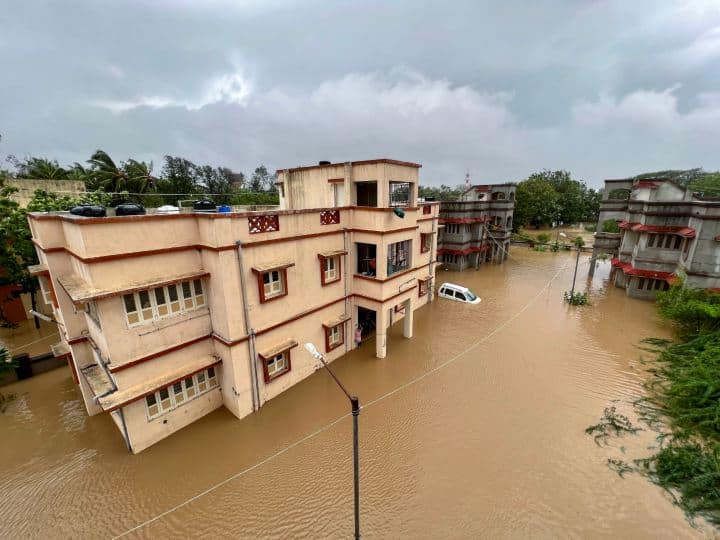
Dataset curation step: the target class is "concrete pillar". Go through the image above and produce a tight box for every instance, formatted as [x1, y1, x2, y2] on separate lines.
[403, 298, 413, 339]
[375, 307, 388, 359]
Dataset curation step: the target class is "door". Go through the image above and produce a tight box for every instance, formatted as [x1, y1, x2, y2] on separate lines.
[334, 183, 345, 206]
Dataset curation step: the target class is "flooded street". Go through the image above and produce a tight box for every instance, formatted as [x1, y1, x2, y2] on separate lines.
[0, 250, 710, 539]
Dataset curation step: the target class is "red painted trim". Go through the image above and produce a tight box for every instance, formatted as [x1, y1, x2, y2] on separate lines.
[258, 346, 295, 384]
[324, 323, 345, 353]
[318, 254, 342, 286]
[328, 178, 345, 183]
[67, 336, 88, 345]
[353, 264, 422, 283]
[211, 333, 249, 347]
[108, 334, 212, 373]
[67, 356, 79, 384]
[257, 268, 289, 304]
[350, 226, 419, 236]
[354, 285, 417, 304]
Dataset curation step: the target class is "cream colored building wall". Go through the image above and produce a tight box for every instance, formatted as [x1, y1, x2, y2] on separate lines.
[8, 179, 85, 207]
[122, 377, 224, 453]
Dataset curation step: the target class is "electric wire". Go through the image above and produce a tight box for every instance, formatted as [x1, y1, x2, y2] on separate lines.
[111, 259, 569, 539]
[6, 331, 59, 353]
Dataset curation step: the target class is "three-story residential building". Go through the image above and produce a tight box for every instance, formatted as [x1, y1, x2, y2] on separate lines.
[590, 177, 720, 299]
[28, 158, 439, 453]
[436, 182, 516, 271]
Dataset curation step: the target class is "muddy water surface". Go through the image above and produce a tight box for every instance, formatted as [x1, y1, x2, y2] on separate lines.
[0, 250, 711, 538]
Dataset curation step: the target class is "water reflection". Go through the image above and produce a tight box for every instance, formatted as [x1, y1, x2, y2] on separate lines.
[0, 250, 707, 538]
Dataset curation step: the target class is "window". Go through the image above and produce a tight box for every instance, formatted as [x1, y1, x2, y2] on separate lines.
[320, 255, 341, 286]
[387, 240, 411, 276]
[85, 301, 101, 328]
[324, 323, 345, 352]
[419, 279, 429, 297]
[123, 279, 207, 328]
[394, 303, 406, 314]
[422, 204, 431, 215]
[420, 233, 432, 253]
[264, 351, 290, 382]
[144, 366, 219, 420]
[38, 276, 54, 306]
[263, 270, 284, 300]
[454, 290, 467, 301]
[389, 182, 411, 207]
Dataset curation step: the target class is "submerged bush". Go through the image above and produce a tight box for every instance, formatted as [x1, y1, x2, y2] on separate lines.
[564, 291, 589, 305]
[536, 232, 550, 244]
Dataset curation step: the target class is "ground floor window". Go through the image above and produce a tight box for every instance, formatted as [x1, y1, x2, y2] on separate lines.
[145, 366, 218, 420]
[636, 277, 670, 292]
[264, 351, 290, 382]
[418, 278, 429, 297]
[324, 323, 345, 352]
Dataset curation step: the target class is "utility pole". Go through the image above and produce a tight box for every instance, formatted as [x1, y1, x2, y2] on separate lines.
[569, 245, 580, 299]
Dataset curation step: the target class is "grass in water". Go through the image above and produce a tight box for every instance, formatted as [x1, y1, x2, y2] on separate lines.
[587, 279, 720, 525]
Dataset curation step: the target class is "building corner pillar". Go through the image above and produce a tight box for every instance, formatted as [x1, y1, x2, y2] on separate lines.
[403, 298, 413, 339]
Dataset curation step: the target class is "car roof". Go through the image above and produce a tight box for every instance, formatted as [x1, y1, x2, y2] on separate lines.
[439, 282, 470, 292]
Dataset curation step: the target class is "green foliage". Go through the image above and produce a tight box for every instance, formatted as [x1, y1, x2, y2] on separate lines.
[589, 278, 720, 524]
[513, 170, 600, 229]
[551, 241, 560, 252]
[536, 232, 550, 244]
[656, 278, 720, 338]
[573, 236, 585, 248]
[533, 244, 547, 252]
[584, 224, 597, 232]
[511, 229, 534, 243]
[585, 406, 642, 445]
[230, 191, 280, 206]
[564, 291, 589, 305]
[602, 219, 620, 233]
[608, 188, 631, 200]
[418, 184, 463, 201]
[633, 168, 720, 197]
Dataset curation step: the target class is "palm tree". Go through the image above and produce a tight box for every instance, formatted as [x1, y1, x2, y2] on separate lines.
[17, 158, 67, 179]
[87, 150, 126, 192]
[66, 162, 89, 182]
[123, 159, 156, 193]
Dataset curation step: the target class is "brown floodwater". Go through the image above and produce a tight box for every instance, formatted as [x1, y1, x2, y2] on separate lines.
[0, 250, 713, 539]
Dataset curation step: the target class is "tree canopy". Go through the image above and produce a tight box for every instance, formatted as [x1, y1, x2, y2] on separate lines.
[513, 170, 600, 229]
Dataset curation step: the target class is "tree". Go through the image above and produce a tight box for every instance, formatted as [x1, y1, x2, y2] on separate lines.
[15, 157, 68, 179]
[513, 175, 559, 228]
[249, 165, 273, 192]
[86, 150, 126, 192]
[419, 184, 463, 201]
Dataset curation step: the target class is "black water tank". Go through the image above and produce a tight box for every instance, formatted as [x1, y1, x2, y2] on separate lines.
[424, 196, 436, 202]
[319, 160, 331, 165]
[115, 203, 146, 216]
[192, 199, 217, 212]
[70, 204, 106, 217]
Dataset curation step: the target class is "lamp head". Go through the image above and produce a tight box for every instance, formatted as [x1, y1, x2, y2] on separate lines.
[304, 342, 323, 360]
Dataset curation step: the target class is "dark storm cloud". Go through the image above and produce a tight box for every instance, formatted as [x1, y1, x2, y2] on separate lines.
[1, 0, 719, 187]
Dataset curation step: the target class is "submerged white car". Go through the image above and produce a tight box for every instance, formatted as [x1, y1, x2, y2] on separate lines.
[437, 283, 481, 304]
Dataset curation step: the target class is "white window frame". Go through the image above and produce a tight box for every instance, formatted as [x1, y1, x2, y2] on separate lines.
[328, 325, 342, 347]
[38, 276, 54, 306]
[266, 351, 289, 378]
[324, 256, 339, 282]
[145, 367, 219, 420]
[123, 279, 207, 328]
[263, 270, 284, 299]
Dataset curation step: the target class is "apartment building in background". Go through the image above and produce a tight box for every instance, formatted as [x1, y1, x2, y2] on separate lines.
[590, 177, 720, 299]
[436, 179, 516, 271]
[28, 159, 439, 453]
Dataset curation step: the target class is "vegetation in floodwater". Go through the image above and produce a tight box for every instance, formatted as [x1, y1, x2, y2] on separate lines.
[533, 244, 547, 252]
[0, 347, 17, 411]
[564, 291, 589, 306]
[551, 241, 560, 252]
[536, 232, 551, 244]
[588, 278, 720, 525]
[585, 406, 642, 445]
[607, 458, 635, 478]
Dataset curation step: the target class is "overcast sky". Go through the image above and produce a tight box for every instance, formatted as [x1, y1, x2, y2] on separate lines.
[2, 1, 720, 188]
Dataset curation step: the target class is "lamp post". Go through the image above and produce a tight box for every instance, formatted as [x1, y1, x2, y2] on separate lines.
[304, 343, 361, 540]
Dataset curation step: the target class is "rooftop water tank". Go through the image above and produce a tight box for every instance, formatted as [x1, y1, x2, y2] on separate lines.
[192, 199, 217, 213]
[69, 204, 106, 217]
[115, 203, 146, 216]
[156, 205, 180, 214]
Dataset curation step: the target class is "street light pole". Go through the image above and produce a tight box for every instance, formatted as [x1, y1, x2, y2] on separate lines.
[305, 343, 361, 539]
[570, 246, 580, 299]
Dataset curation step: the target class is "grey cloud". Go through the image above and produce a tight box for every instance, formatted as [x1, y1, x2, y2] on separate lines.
[1, 0, 720, 188]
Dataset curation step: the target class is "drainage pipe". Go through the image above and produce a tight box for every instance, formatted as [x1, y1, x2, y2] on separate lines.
[236, 240, 261, 411]
[343, 227, 350, 353]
